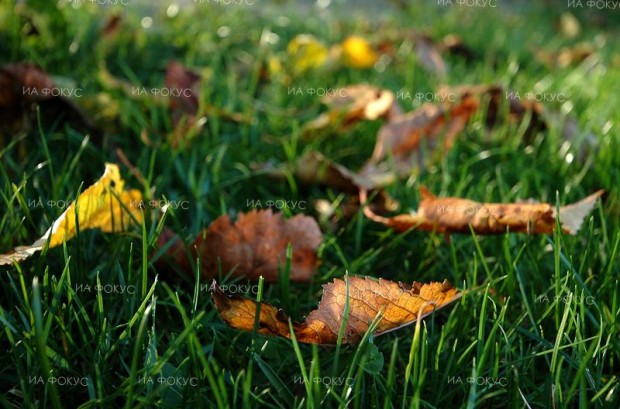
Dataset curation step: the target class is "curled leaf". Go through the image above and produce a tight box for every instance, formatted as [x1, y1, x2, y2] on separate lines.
[363, 187, 603, 235]
[212, 276, 459, 345]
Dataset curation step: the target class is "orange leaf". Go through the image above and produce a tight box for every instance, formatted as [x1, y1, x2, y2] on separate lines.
[363, 187, 604, 235]
[359, 95, 478, 178]
[212, 276, 460, 345]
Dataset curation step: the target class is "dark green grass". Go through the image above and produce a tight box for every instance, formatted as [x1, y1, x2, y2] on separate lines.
[1, 1, 619, 408]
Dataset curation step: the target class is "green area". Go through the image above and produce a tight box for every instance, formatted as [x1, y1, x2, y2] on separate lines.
[1, 1, 619, 408]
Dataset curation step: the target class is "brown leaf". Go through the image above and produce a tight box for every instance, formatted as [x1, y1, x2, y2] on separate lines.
[437, 84, 546, 136]
[360, 95, 479, 178]
[414, 33, 446, 78]
[102, 14, 122, 39]
[162, 60, 248, 146]
[363, 187, 604, 235]
[160, 210, 322, 282]
[0, 63, 100, 144]
[438, 34, 478, 63]
[165, 60, 201, 117]
[212, 276, 460, 345]
[356, 83, 552, 184]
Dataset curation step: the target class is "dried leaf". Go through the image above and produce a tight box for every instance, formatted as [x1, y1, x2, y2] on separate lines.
[414, 33, 446, 78]
[165, 60, 201, 117]
[0, 163, 143, 265]
[357, 83, 552, 182]
[287, 34, 329, 74]
[363, 187, 603, 235]
[436, 84, 546, 135]
[212, 276, 459, 345]
[360, 95, 479, 178]
[303, 84, 400, 135]
[162, 210, 322, 282]
[0, 63, 100, 143]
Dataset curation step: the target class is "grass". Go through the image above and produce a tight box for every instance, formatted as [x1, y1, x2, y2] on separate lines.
[1, 1, 619, 408]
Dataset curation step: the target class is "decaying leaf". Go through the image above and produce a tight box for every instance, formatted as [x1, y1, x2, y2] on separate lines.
[212, 276, 459, 345]
[363, 186, 603, 235]
[165, 60, 202, 117]
[160, 210, 322, 282]
[0, 163, 143, 265]
[303, 84, 401, 135]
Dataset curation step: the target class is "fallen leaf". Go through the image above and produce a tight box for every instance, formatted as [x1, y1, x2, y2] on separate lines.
[341, 35, 379, 69]
[0, 63, 100, 145]
[413, 33, 446, 78]
[359, 95, 479, 178]
[363, 186, 603, 235]
[534, 42, 595, 69]
[436, 84, 546, 136]
[0, 163, 143, 265]
[212, 276, 459, 345]
[349, 83, 553, 183]
[253, 151, 398, 212]
[165, 60, 202, 117]
[438, 34, 478, 63]
[161, 210, 322, 282]
[303, 84, 401, 135]
[559, 12, 580, 38]
[287, 34, 329, 74]
[102, 13, 122, 39]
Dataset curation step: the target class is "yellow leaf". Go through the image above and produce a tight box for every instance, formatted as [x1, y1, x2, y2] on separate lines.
[341, 36, 379, 69]
[0, 163, 142, 265]
[287, 34, 329, 74]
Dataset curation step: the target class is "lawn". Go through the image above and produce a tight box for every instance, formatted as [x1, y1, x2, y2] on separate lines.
[0, 1, 619, 408]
